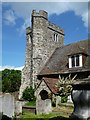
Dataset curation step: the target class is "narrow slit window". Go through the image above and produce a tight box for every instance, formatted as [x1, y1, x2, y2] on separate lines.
[54, 33, 58, 42]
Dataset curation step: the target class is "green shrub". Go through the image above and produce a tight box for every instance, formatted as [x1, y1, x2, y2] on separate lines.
[25, 101, 36, 106]
[61, 96, 68, 103]
[22, 86, 36, 102]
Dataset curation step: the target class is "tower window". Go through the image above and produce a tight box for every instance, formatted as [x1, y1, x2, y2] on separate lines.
[69, 54, 82, 68]
[54, 33, 58, 42]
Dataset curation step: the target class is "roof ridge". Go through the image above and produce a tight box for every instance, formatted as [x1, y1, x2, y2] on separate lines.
[65, 39, 89, 46]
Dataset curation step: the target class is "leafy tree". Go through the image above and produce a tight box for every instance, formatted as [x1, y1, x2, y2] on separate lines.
[22, 86, 36, 102]
[2, 69, 21, 93]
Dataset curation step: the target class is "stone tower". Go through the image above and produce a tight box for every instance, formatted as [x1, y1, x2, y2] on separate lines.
[19, 10, 64, 99]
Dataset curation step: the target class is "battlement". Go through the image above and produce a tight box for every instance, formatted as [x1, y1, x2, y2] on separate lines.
[32, 10, 64, 35]
[26, 27, 32, 35]
[48, 22, 64, 35]
[32, 10, 48, 20]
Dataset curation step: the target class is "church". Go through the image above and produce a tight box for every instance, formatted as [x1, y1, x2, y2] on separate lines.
[18, 10, 90, 118]
[19, 9, 90, 100]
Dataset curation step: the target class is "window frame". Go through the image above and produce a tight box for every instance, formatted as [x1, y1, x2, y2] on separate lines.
[69, 54, 82, 68]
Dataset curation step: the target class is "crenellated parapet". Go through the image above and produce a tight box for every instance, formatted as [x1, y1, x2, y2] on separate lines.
[32, 10, 48, 20]
[31, 10, 64, 35]
[48, 22, 64, 35]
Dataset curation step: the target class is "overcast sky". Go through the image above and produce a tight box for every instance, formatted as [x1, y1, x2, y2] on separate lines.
[1, 1, 90, 70]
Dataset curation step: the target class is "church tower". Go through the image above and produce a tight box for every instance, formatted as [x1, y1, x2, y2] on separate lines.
[19, 10, 64, 99]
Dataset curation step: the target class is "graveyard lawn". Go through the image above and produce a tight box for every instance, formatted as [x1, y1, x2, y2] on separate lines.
[25, 101, 36, 106]
[21, 102, 73, 119]
[53, 103, 74, 114]
[21, 113, 69, 119]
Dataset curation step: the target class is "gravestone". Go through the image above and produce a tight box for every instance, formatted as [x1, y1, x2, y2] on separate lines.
[67, 95, 72, 103]
[15, 101, 22, 115]
[36, 99, 52, 114]
[15, 100, 26, 115]
[56, 96, 61, 107]
[2, 93, 15, 118]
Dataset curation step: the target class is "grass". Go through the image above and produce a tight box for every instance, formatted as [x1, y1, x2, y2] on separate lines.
[21, 102, 73, 119]
[21, 103, 72, 119]
[25, 101, 36, 106]
[21, 112, 69, 119]
[53, 103, 74, 114]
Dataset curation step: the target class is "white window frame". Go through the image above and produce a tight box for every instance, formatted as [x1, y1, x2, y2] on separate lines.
[69, 54, 82, 68]
[79, 54, 82, 67]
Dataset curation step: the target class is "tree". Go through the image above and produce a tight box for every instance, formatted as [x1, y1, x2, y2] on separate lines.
[2, 69, 21, 93]
[56, 74, 77, 102]
[22, 86, 36, 102]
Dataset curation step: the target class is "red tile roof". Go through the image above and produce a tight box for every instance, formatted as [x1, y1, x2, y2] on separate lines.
[42, 77, 59, 94]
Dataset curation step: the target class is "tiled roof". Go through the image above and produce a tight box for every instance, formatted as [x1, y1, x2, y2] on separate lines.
[39, 39, 90, 75]
[43, 77, 59, 94]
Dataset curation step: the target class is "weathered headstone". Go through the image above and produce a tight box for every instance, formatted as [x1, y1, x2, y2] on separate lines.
[36, 99, 52, 114]
[2, 93, 15, 118]
[56, 96, 61, 107]
[15, 101, 22, 115]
